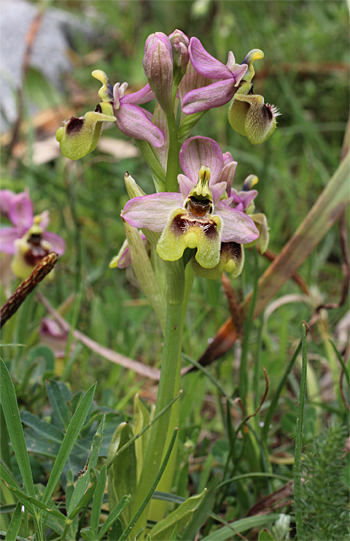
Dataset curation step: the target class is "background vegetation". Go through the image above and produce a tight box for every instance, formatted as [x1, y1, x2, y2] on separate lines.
[0, 1, 349, 539]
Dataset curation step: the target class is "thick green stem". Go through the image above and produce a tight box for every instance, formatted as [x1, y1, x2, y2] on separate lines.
[165, 112, 180, 192]
[130, 260, 185, 537]
[148, 263, 195, 521]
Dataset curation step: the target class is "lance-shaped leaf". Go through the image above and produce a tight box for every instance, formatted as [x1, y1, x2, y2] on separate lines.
[133, 394, 151, 482]
[148, 490, 207, 540]
[107, 422, 137, 529]
[123, 220, 166, 334]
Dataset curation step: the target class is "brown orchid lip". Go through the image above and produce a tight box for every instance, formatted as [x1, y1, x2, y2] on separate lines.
[171, 212, 218, 240]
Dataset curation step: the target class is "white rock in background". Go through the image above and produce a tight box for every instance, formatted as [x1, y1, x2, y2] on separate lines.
[0, 0, 93, 132]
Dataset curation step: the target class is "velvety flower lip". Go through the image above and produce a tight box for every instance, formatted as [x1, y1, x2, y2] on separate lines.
[0, 190, 65, 256]
[181, 38, 248, 114]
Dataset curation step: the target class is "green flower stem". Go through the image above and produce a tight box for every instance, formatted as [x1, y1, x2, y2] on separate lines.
[130, 260, 185, 537]
[165, 112, 180, 192]
[148, 262, 195, 522]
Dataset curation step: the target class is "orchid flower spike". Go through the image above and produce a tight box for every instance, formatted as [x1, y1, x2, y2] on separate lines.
[56, 70, 164, 160]
[0, 190, 65, 279]
[121, 136, 259, 273]
[228, 50, 280, 144]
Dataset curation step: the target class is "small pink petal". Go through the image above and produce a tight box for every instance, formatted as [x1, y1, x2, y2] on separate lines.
[122, 193, 182, 231]
[122, 83, 155, 105]
[178, 174, 195, 200]
[0, 227, 20, 254]
[219, 161, 237, 193]
[39, 210, 50, 230]
[180, 136, 223, 185]
[182, 78, 236, 114]
[8, 192, 33, 232]
[210, 181, 227, 205]
[0, 190, 16, 217]
[189, 37, 232, 80]
[216, 201, 259, 243]
[116, 103, 165, 148]
[42, 231, 66, 256]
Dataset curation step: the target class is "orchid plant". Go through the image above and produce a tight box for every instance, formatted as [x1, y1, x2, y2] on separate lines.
[56, 29, 278, 538]
[0, 189, 65, 281]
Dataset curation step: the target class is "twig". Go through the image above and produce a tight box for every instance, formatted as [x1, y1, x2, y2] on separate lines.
[0, 253, 58, 329]
[36, 291, 161, 381]
[258, 247, 310, 295]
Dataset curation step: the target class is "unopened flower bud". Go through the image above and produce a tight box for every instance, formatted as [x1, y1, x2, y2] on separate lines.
[169, 29, 189, 76]
[143, 32, 174, 114]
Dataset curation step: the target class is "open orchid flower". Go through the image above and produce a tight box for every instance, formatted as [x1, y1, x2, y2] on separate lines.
[228, 50, 280, 144]
[122, 136, 258, 270]
[56, 70, 164, 160]
[181, 37, 248, 114]
[0, 190, 65, 279]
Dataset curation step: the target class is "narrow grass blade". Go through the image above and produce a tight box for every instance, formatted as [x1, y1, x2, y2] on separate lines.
[262, 340, 302, 442]
[200, 514, 281, 541]
[329, 340, 350, 385]
[67, 414, 105, 517]
[218, 472, 291, 488]
[97, 494, 131, 540]
[2, 483, 65, 522]
[294, 323, 308, 540]
[181, 480, 219, 541]
[41, 383, 96, 506]
[91, 464, 107, 535]
[0, 359, 35, 497]
[0, 460, 20, 490]
[5, 502, 22, 541]
[119, 428, 178, 541]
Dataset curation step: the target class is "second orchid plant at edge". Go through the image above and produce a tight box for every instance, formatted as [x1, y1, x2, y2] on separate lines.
[56, 29, 278, 539]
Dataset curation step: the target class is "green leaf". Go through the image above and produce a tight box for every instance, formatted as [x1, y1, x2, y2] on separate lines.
[107, 422, 137, 528]
[80, 528, 96, 541]
[67, 414, 105, 517]
[119, 429, 178, 541]
[26, 345, 55, 372]
[41, 383, 96, 506]
[0, 359, 35, 497]
[200, 514, 281, 540]
[123, 221, 166, 334]
[258, 529, 275, 541]
[91, 464, 107, 535]
[133, 394, 150, 482]
[5, 502, 22, 541]
[148, 490, 206, 540]
[97, 495, 131, 540]
[46, 380, 71, 430]
[20, 411, 64, 444]
[69, 482, 96, 520]
[181, 479, 219, 541]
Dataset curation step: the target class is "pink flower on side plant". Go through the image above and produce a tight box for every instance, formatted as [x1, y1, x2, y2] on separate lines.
[122, 136, 259, 270]
[0, 190, 65, 279]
